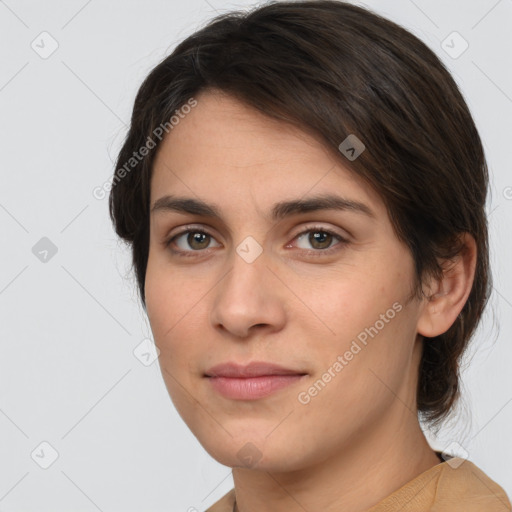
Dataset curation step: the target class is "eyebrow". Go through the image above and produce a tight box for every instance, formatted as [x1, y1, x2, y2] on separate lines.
[150, 193, 375, 221]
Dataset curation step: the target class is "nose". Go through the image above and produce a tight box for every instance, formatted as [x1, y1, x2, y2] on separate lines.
[210, 248, 287, 339]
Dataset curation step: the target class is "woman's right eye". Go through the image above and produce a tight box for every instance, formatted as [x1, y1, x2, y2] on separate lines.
[165, 229, 222, 255]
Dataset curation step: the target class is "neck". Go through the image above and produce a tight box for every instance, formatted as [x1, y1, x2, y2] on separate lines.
[231, 401, 440, 512]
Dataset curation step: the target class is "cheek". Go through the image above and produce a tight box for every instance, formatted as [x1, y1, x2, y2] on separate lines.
[293, 264, 416, 390]
[145, 264, 209, 406]
[294, 306, 416, 445]
[146, 254, 201, 330]
[291, 265, 403, 342]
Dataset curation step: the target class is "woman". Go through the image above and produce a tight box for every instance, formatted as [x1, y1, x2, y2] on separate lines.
[109, 1, 511, 510]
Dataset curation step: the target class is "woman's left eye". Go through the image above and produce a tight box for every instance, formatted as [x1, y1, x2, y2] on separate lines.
[289, 228, 347, 253]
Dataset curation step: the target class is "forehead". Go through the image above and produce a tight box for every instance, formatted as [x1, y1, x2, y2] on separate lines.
[150, 90, 384, 216]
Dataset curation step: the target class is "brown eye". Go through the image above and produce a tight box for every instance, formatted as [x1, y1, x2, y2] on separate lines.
[166, 228, 221, 254]
[289, 226, 349, 256]
[308, 231, 333, 250]
[295, 229, 339, 251]
[187, 232, 211, 250]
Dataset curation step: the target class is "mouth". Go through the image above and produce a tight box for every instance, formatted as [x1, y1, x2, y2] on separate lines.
[204, 361, 308, 400]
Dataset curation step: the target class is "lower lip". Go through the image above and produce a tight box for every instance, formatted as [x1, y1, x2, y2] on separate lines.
[206, 374, 306, 400]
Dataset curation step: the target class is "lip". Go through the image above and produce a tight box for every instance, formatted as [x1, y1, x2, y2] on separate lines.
[204, 361, 308, 400]
[204, 361, 307, 378]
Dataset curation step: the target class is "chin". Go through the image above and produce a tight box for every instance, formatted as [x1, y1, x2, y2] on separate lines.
[201, 433, 314, 474]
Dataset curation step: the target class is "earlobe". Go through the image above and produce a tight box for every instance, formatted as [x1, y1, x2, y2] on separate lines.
[417, 233, 477, 338]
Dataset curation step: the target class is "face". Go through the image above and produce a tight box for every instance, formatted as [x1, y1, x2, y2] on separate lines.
[145, 89, 425, 472]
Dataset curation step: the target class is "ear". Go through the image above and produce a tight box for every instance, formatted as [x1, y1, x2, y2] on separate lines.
[417, 233, 477, 338]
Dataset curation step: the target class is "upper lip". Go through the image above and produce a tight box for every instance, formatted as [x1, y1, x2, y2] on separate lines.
[204, 361, 307, 378]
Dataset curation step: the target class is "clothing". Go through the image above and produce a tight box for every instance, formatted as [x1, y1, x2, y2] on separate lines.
[205, 456, 511, 511]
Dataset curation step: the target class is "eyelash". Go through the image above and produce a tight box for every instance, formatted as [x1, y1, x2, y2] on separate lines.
[164, 225, 349, 258]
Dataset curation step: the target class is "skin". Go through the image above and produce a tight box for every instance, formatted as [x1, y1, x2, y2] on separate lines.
[145, 89, 477, 512]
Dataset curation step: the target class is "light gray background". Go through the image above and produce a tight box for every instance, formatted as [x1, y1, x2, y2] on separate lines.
[0, 0, 511, 510]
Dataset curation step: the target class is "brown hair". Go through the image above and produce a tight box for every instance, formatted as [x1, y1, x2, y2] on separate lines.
[109, 0, 491, 425]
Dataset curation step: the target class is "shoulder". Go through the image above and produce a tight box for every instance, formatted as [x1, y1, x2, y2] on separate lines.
[369, 458, 511, 512]
[432, 458, 511, 511]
